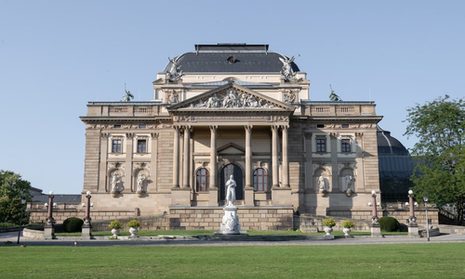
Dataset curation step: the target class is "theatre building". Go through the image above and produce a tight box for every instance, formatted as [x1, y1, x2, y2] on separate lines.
[80, 44, 382, 230]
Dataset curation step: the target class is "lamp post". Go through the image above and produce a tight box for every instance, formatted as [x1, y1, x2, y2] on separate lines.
[423, 196, 430, 242]
[16, 198, 27, 244]
[405, 190, 419, 237]
[44, 191, 56, 239]
[81, 191, 93, 239]
[368, 190, 381, 237]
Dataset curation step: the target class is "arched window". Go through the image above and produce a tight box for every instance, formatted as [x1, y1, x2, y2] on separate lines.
[196, 168, 209, 192]
[253, 168, 268, 192]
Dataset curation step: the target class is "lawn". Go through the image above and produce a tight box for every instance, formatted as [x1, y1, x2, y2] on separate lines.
[1, 243, 464, 279]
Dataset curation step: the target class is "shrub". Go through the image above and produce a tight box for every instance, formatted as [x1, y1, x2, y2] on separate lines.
[127, 219, 140, 228]
[108, 220, 122, 230]
[63, 217, 84, 232]
[322, 218, 336, 227]
[379, 216, 400, 232]
[341, 220, 354, 229]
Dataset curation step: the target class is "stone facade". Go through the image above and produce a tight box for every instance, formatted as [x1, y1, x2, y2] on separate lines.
[79, 44, 384, 227]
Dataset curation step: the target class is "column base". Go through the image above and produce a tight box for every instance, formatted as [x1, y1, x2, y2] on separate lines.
[43, 225, 55, 240]
[408, 224, 419, 237]
[244, 188, 254, 206]
[81, 225, 93, 240]
[272, 187, 292, 206]
[171, 188, 191, 206]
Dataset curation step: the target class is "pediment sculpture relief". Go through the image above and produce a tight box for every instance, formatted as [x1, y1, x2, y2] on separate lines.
[189, 88, 277, 109]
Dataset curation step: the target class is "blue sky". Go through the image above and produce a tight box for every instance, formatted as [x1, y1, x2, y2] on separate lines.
[1, 0, 464, 194]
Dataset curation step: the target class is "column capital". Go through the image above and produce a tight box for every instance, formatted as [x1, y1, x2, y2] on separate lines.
[280, 124, 289, 130]
[209, 125, 218, 131]
[244, 125, 253, 132]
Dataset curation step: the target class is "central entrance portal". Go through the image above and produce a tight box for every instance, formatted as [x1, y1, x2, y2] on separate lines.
[220, 163, 244, 202]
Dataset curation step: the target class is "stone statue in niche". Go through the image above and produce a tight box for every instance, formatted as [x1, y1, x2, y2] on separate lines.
[342, 175, 355, 197]
[317, 175, 329, 194]
[136, 173, 146, 194]
[110, 172, 124, 194]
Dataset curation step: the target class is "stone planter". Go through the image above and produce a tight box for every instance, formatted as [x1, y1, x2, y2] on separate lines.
[342, 227, 352, 238]
[111, 228, 120, 238]
[129, 227, 138, 238]
[323, 226, 334, 239]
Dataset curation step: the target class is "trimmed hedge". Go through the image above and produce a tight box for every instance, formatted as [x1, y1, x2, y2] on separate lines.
[63, 217, 84, 232]
[379, 216, 400, 232]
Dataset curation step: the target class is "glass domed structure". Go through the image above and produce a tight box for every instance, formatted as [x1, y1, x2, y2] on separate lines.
[377, 127, 414, 202]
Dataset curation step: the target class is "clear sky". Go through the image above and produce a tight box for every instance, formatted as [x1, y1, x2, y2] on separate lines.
[1, 0, 464, 194]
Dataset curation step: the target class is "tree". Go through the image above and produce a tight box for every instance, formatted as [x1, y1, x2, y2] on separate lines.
[404, 95, 465, 223]
[0, 170, 32, 225]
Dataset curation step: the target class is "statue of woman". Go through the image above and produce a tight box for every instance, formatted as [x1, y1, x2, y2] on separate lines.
[318, 175, 328, 193]
[137, 173, 146, 193]
[225, 175, 237, 206]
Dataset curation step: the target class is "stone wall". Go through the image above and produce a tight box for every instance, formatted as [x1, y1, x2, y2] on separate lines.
[29, 208, 137, 224]
[168, 206, 294, 230]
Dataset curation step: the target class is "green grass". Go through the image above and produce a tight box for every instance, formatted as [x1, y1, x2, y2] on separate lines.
[1, 243, 464, 278]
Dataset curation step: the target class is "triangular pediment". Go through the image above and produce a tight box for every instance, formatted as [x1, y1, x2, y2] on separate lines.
[217, 143, 245, 155]
[168, 82, 293, 111]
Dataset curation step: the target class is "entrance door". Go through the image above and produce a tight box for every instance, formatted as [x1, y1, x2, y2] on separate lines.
[220, 163, 244, 201]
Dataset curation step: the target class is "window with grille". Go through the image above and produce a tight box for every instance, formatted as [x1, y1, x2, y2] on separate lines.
[196, 168, 209, 192]
[253, 168, 268, 192]
[111, 138, 123, 153]
[316, 136, 327, 153]
[341, 138, 351, 153]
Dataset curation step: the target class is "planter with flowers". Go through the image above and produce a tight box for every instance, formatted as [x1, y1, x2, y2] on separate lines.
[127, 219, 141, 238]
[108, 220, 122, 239]
[321, 218, 336, 239]
[341, 220, 355, 238]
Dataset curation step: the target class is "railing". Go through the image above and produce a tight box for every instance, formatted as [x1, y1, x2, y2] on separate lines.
[304, 103, 375, 117]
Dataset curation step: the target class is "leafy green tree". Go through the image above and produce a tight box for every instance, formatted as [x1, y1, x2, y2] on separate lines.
[0, 170, 32, 224]
[405, 95, 465, 223]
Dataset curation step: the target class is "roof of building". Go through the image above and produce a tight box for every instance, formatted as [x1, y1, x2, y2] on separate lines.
[377, 126, 409, 156]
[164, 44, 300, 73]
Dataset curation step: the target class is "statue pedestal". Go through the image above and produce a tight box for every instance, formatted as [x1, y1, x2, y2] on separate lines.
[408, 224, 419, 237]
[43, 225, 55, 240]
[272, 187, 292, 206]
[81, 225, 93, 240]
[370, 223, 382, 237]
[219, 205, 241, 235]
[244, 188, 254, 206]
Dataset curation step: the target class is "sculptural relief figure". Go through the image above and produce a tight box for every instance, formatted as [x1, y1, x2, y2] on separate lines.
[136, 173, 146, 194]
[206, 95, 220, 108]
[110, 172, 124, 194]
[342, 175, 355, 196]
[225, 175, 237, 206]
[317, 175, 328, 193]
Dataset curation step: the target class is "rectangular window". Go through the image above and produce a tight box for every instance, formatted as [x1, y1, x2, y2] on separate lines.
[341, 138, 351, 153]
[137, 139, 147, 153]
[316, 136, 327, 153]
[111, 138, 123, 153]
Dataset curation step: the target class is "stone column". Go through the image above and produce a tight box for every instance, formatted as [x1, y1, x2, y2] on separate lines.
[271, 125, 279, 188]
[245, 125, 253, 189]
[209, 126, 217, 189]
[183, 126, 190, 189]
[281, 125, 290, 188]
[244, 125, 254, 205]
[172, 127, 180, 188]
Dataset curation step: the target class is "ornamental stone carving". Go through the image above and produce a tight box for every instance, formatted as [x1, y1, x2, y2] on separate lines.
[282, 89, 298, 104]
[164, 89, 180, 104]
[189, 88, 277, 109]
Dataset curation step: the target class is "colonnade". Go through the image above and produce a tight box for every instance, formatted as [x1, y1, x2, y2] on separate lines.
[172, 125, 290, 194]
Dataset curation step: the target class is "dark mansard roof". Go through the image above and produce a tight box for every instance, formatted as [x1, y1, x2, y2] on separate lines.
[164, 44, 300, 73]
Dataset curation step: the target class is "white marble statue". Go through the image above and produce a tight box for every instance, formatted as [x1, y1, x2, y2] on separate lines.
[279, 56, 296, 81]
[136, 173, 146, 193]
[225, 175, 236, 206]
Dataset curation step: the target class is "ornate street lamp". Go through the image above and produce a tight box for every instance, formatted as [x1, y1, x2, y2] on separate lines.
[368, 190, 381, 237]
[405, 190, 419, 237]
[81, 191, 93, 239]
[423, 196, 430, 242]
[44, 191, 56, 239]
